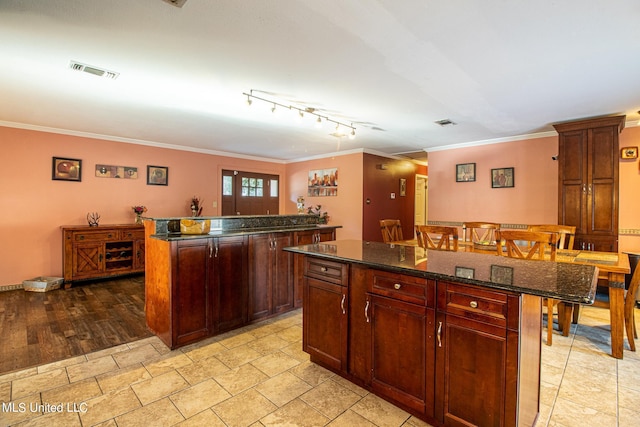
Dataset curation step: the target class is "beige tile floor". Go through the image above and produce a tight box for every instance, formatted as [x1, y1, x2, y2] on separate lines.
[0, 305, 638, 427]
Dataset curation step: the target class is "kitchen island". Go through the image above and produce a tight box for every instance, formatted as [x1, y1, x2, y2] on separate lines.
[143, 215, 339, 349]
[283, 240, 599, 427]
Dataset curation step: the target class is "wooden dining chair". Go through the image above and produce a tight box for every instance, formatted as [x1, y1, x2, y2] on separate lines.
[497, 229, 566, 345]
[415, 225, 459, 251]
[462, 222, 501, 254]
[380, 219, 403, 243]
[527, 224, 576, 250]
[625, 263, 640, 351]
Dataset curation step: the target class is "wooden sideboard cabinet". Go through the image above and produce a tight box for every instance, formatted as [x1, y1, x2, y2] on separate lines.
[62, 224, 145, 285]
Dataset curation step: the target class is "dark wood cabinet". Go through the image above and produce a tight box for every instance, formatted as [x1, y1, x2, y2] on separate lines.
[293, 228, 337, 307]
[435, 281, 541, 427]
[249, 232, 294, 321]
[62, 225, 145, 285]
[172, 239, 213, 347]
[214, 236, 249, 333]
[554, 115, 625, 252]
[367, 270, 435, 418]
[303, 257, 349, 372]
[300, 254, 543, 427]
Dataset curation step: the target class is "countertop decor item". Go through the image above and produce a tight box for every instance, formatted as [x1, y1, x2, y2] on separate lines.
[307, 205, 329, 223]
[180, 218, 211, 234]
[132, 205, 147, 224]
[190, 196, 203, 216]
[87, 212, 100, 227]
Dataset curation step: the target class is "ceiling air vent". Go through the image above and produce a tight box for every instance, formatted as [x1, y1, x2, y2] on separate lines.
[69, 61, 119, 80]
[435, 119, 456, 126]
[161, 0, 188, 7]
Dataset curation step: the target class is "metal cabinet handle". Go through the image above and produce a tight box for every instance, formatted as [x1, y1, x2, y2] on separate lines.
[583, 184, 587, 194]
[364, 300, 370, 323]
[214, 245, 219, 258]
[394, 283, 401, 290]
[437, 321, 442, 347]
[470, 301, 478, 309]
[341, 294, 346, 314]
[320, 266, 327, 272]
[588, 184, 592, 195]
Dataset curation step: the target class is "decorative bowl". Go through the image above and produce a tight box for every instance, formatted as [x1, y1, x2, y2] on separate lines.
[180, 219, 211, 235]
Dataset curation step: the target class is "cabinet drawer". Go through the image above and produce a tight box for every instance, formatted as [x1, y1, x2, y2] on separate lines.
[370, 270, 433, 306]
[438, 281, 509, 327]
[304, 257, 348, 285]
[121, 229, 145, 240]
[71, 231, 119, 242]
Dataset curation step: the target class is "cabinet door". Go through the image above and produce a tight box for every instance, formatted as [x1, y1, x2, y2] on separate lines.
[214, 236, 248, 333]
[303, 276, 347, 371]
[370, 294, 433, 417]
[272, 232, 294, 313]
[435, 312, 509, 427]
[172, 239, 212, 346]
[293, 229, 336, 308]
[72, 242, 105, 279]
[134, 239, 145, 271]
[558, 129, 588, 234]
[249, 234, 272, 321]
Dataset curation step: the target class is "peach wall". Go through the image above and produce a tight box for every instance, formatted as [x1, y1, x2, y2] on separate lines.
[0, 126, 286, 287]
[428, 136, 559, 225]
[285, 152, 363, 240]
[619, 126, 640, 253]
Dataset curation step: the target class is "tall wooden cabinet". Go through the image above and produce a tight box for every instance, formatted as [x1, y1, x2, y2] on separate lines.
[62, 224, 145, 285]
[554, 115, 625, 252]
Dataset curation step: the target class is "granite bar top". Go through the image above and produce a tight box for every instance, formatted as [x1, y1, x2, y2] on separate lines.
[283, 240, 599, 304]
[150, 224, 340, 241]
[145, 214, 340, 241]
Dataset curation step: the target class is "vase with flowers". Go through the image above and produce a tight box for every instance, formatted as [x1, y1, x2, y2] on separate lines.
[190, 196, 203, 217]
[132, 205, 147, 224]
[307, 205, 329, 224]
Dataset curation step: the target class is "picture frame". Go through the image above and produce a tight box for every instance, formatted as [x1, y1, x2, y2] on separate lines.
[621, 146, 638, 159]
[308, 168, 338, 196]
[95, 164, 138, 179]
[399, 178, 407, 196]
[147, 165, 169, 186]
[52, 157, 82, 182]
[491, 167, 514, 188]
[456, 163, 476, 182]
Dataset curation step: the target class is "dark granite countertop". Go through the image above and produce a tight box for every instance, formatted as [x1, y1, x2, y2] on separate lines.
[150, 224, 340, 241]
[283, 240, 599, 304]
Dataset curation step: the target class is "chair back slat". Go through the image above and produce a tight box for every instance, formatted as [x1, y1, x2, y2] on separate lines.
[462, 222, 500, 244]
[415, 225, 459, 251]
[497, 230, 557, 261]
[380, 219, 403, 243]
[527, 224, 576, 250]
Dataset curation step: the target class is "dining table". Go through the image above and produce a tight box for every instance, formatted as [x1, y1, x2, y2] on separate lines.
[389, 238, 631, 359]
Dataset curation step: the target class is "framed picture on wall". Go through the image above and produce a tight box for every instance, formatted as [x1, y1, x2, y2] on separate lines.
[456, 163, 476, 182]
[491, 167, 514, 188]
[52, 157, 82, 182]
[147, 165, 169, 186]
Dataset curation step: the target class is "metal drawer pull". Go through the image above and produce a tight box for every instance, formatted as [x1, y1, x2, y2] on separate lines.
[365, 300, 370, 323]
[320, 266, 327, 272]
[393, 283, 401, 290]
[341, 294, 346, 314]
[437, 321, 442, 347]
[469, 301, 478, 309]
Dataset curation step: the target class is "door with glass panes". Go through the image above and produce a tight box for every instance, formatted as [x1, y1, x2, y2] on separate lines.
[222, 170, 279, 215]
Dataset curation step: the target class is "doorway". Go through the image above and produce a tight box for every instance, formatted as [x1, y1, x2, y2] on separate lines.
[222, 169, 280, 215]
[415, 175, 428, 228]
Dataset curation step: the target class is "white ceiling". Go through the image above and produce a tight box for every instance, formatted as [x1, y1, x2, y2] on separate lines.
[1, 0, 639, 162]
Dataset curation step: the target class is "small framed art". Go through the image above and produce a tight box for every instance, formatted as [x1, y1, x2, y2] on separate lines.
[621, 146, 638, 159]
[491, 167, 514, 188]
[147, 165, 169, 186]
[52, 157, 82, 182]
[455, 266, 475, 279]
[456, 163, 476, 182]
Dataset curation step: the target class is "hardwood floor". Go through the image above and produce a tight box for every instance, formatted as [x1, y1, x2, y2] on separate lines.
[0, 275, 150, 374]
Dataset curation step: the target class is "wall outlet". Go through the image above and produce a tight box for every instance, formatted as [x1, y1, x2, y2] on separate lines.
[212, 200, 217, 208]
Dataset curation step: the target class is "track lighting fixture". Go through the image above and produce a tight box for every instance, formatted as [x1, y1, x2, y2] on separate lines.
[243, 90, 356, 138]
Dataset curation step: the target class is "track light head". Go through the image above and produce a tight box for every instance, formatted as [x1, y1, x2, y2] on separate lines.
[315, 116, 322, 128]
[349, 128, 356, 140]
